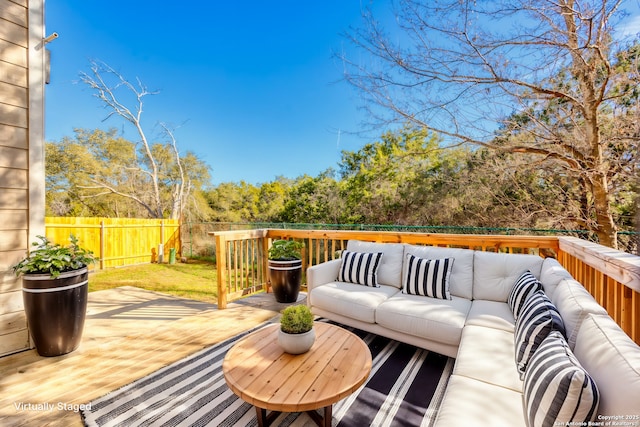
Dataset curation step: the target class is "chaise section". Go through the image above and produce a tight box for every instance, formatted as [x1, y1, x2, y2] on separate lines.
[435, 374, 525, 427]
[454, 324, 522, 392]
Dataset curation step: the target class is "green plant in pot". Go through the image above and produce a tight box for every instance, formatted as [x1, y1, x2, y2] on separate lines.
[13, 234, 96, 357]
[268, 239, 304, 303]
[278, 305, 315, 354]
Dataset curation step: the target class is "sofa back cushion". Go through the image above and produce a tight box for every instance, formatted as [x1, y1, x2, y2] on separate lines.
[404, 245, 474, 299]
[572, 314, 640, 417]
[550, 279, 608, 349]
[539, 257, 574, 298]
[473, 251, 543, 301]
[346, 240, 404, 288]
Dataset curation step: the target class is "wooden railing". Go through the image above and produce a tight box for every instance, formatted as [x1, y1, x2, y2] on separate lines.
[210, 229, 640, 345]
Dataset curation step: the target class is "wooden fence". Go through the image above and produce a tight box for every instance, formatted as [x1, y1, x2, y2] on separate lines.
[45, 217, 181, 269]
[210, 229, 640, 345]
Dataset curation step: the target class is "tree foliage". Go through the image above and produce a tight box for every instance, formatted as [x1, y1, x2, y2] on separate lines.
[340, 0, 639, 248]
[45, 128, 212, 219]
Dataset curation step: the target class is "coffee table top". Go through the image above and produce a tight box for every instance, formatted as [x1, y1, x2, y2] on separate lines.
[222, 321, 372, 413]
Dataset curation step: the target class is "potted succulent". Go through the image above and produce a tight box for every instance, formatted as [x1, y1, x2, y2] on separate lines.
[278, 304, 315, 354]
[13, 234, 96, 357]
[268, 239, 304, 303]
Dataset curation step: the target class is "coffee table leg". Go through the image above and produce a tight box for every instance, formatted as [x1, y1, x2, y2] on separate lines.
[256, 407, 267, 427]
[306, 405, 333, 427]
[255, 406, 281, 427]
[323, 405, 332, 427]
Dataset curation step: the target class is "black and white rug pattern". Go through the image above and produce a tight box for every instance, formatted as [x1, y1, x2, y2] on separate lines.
[82, 320, 454, 427]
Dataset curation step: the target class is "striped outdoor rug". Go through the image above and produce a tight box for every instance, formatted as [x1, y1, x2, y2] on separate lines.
[82, 320, 454, 427]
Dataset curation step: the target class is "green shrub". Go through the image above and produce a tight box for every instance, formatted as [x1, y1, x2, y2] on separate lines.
[268, 239, 304, 260]
[280, 305, 314, 334]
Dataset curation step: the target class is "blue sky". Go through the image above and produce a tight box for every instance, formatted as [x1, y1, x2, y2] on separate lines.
[44, 1, 382, 185]
[44, 1, 640, 186]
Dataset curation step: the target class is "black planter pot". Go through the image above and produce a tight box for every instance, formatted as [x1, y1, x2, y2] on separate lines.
[22, 267, 89, 357]
[268, 259, 302, 303]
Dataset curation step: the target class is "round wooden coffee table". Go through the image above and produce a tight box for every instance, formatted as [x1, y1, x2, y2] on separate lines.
[223, 321, 372, 427]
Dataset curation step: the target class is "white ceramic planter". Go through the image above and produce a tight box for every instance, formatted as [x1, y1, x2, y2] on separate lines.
[278, 327, 316, 354]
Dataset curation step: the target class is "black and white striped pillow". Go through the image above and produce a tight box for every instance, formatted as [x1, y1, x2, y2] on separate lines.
[508, 270, 543, 320]
[523, 331, 599, 427]
[515, 290, 566, 379]
[403, 254, 454, 300]
[338, 251, 383, 287]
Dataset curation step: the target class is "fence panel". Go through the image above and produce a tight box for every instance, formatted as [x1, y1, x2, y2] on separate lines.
[45, 217, 180, 269]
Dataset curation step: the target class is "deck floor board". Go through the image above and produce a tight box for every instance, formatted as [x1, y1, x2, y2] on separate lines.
[0, 286, 288, 427]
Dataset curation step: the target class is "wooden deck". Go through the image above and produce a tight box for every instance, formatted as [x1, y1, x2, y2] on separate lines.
[0, 286, 293, 427]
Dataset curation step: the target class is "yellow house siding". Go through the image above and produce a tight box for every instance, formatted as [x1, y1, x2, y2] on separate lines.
[0, 0, 43, 357]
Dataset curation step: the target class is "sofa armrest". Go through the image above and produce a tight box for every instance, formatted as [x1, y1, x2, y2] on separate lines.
[307, 259, 342, 293]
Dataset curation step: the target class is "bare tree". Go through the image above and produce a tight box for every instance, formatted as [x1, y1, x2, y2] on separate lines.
[80, 60, 189, 219]
[342, 0, 639, 248]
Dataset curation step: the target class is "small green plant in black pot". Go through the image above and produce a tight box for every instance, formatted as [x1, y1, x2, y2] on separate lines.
[268, 240, 305, 303]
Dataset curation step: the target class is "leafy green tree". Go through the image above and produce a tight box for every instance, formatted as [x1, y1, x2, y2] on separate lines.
[45, 128, 212, 219]
[278, 171, 343, 224]
[339, 125, 468, 225]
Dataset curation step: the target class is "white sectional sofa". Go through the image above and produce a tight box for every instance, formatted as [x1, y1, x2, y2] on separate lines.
[307, 240, 640, 427]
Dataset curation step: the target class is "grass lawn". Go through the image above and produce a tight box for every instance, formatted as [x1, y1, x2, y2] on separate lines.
[88, 259, 219, 304]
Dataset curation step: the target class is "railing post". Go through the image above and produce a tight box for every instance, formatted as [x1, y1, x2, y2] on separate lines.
[216, 234, 228, 309]
[263, 235, 270, 293]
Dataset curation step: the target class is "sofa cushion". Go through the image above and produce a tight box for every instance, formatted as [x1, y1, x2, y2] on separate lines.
[404, 245, 474, 299]
[473, 251, 543, 302]
[310, 282, 399, 324]
[550, 279, 608, 349]
[376, 293, 471, 346]
[508, 270, 543, 320]
[572, 314, 640, 417]
[435, 374, 526, 427]
[465, 300, 515, 332]
[523, 331, 599, 427]
[403, 254, 454, 299]
[455, 325, 523, 392]
[515, 291, 566, 379]
[338, 250, 383, 287]
[540, 257, 574, 298]
[347, 240, 405, 288]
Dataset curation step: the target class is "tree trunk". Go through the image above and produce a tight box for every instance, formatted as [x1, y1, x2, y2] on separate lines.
[591, 172, 618, 249]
